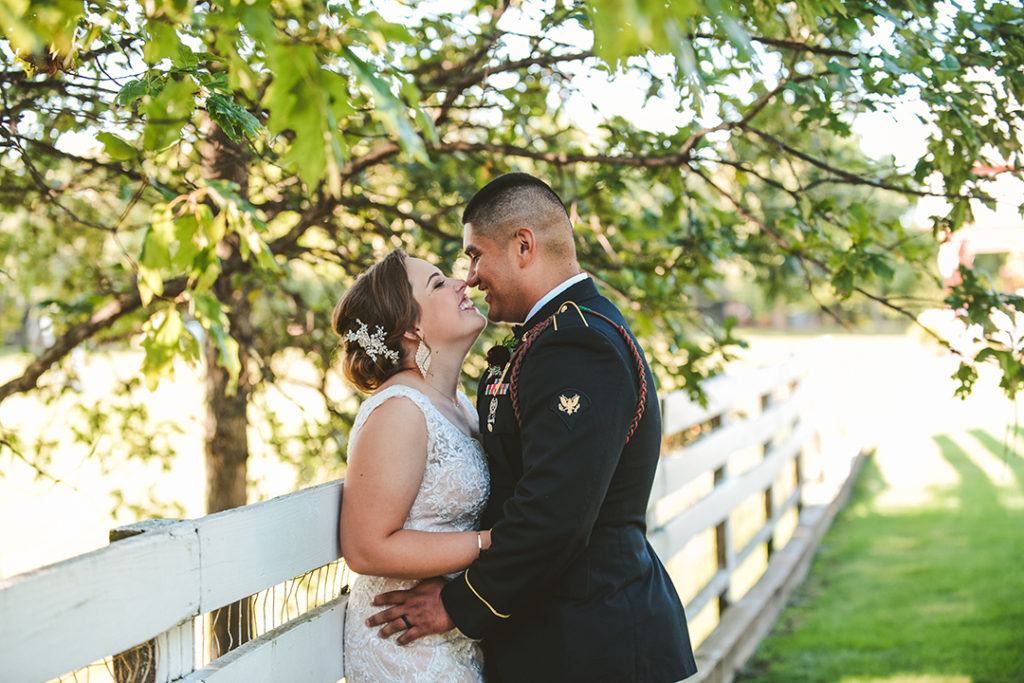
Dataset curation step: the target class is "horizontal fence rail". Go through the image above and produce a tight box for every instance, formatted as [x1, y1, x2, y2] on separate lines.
[0, 337, 860, 683]
[0, 481, 346, 683]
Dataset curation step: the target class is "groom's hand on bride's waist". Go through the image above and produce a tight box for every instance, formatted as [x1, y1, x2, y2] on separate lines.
[368, 576, 455, 645]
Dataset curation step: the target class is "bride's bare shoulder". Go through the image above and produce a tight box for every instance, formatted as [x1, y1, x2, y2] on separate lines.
[351, 384, 427, 453]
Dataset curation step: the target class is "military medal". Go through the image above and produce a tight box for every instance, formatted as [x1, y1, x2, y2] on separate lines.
[487, 397, 498, 432]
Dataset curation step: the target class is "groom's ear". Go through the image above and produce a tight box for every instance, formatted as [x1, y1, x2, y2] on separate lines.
[512, 227, 536, 266]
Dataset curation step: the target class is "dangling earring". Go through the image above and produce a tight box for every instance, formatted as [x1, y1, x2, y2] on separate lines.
[415, 340, 431, 378]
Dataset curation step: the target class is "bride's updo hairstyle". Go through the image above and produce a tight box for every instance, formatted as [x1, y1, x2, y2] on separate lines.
[331, 249, 420, 392]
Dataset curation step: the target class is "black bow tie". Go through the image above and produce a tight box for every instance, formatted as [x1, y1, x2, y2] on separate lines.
[511, 324, 526, 341]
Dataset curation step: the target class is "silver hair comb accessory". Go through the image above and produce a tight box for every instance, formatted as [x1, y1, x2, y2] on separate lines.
[344, 319, 400, 365]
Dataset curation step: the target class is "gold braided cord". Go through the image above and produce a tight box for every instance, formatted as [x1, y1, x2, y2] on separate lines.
[464, 569, 511, 618]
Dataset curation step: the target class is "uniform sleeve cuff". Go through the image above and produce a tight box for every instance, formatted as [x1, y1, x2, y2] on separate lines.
[440, 571, 504, 640]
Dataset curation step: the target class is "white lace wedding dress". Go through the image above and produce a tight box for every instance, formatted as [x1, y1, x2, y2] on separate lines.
[343, 385, 490, 683]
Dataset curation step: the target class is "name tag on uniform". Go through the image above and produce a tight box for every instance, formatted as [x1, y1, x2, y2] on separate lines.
[484, 382, 510, 396]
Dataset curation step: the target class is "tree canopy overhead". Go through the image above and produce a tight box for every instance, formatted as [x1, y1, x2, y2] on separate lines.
[2, 0, 1024, 518]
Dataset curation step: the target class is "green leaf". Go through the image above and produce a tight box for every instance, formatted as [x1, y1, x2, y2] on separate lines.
[97, 132, 138, 161]
[0, 2, 42, 54]
[939, 54, 960, 71]
[170, 214, 201, 270]
[826, 60, 854, 84]
[139, 306, 184, 390]
[262, 44, 354, 193]
[149, 180, 179, 201]
[206, 92, 263, 142]
[866, 252, 895, 281]
[138, 223, 170, 306]
[341, 46, 426, 162]
[143, 19, 180, 64]
[142, 73, 198, 150]
[116, 79, 148, 106]
[974, 348, 997, 363]
[192, 294, 241, 390]
[952, 362, 978, 400]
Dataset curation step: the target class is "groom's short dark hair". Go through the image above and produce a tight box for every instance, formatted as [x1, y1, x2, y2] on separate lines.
[462, 172, 571, 244]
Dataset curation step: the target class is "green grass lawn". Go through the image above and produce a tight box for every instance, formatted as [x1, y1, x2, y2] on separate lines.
[737, 429, 1024, 683]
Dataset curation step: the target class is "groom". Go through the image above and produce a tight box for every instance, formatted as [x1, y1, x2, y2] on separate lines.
[368, 173, 697, 682]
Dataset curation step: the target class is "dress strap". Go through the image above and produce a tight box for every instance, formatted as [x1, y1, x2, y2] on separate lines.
[350, 384, 437, 442]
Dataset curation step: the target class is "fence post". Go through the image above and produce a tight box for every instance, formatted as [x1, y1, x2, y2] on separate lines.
[108, 520, 195, 683]
[711, 414, 736, 614]
[760, 390, 778, 559]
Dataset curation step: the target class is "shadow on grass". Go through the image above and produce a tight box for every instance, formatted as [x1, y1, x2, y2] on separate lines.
[736, 433, 1024, 683]
[970, 427, 1024, 492]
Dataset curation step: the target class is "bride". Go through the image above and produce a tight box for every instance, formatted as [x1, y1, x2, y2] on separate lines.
[332, 249, 491, 682]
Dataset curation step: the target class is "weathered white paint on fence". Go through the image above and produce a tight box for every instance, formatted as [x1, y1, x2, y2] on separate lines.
[0, 524, 200, 683]
[0, 481, 344, 683]
[178, 595, 346, 683]
[155, 620, 199, 681]
[196, 480, 342, 613]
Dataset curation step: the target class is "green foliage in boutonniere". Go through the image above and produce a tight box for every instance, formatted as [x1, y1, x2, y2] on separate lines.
[485, 334, 520, 376]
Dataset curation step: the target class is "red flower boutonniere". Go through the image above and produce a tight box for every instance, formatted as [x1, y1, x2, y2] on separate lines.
[485, 334, 519, 375]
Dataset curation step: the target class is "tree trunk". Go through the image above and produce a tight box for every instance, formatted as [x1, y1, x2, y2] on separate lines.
[204, 282, 251, 516]
[200, 118, 256, 659]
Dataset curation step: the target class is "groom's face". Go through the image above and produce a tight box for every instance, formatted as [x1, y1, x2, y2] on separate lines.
[463, 224, 528, 323]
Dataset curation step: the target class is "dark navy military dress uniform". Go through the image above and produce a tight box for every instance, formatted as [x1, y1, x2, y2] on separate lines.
[440, 278, 698, 683]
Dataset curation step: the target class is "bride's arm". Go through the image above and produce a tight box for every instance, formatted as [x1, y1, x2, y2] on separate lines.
[340, 395, 490, 579]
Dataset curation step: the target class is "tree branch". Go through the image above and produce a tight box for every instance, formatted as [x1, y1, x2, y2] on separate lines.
[338, 195, 461, 242]
[698, 156, 794, 195]
[270, 142, 403, 254]
[419, 2, 510, 127]
[427, 24, 592, 126]
[433, 140, 698, 168]
[693, 166, 955, 349]
[10, 133, 147, 183]
[444, 49, 593, 93]
[434, 71, 808, 169]
[676, 73, 811, 163]
[2, 133, 120, 233]
[0, 278, 187, 403]
[741, 124, 975, 201]
[694, 167, 797, 254]
[690, 31, 858, 59]
[0, 36, 140, 84]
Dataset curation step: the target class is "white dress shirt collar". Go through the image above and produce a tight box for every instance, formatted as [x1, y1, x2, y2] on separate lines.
[524, 272, 590, 324]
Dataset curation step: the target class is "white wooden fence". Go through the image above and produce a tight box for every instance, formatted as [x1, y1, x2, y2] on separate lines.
[647, 338, 862, 681]
[0, 339, 860, 683]
[0, 482, 348, 683]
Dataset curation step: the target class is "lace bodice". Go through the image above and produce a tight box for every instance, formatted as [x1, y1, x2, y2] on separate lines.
[343, 384, 490, 683]
[348, 384, 489, 535]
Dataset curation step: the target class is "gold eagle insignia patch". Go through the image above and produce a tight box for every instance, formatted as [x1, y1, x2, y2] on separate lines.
[558, 393, 581, 415]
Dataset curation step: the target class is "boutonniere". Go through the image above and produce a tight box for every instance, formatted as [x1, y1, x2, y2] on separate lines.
[485, 334, 519, 376]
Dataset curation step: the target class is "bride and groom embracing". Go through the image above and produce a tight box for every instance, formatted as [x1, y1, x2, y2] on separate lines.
[333, 173, 698, 682]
